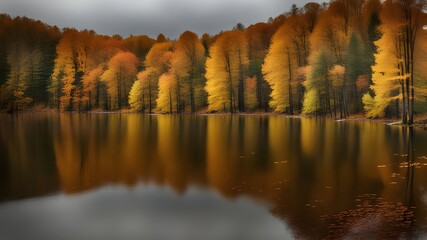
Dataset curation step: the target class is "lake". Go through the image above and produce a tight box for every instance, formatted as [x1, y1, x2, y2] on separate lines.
[1, 113, 427, 239]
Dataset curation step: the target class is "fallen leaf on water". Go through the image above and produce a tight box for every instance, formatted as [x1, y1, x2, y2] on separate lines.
[377, 165, 387, 168]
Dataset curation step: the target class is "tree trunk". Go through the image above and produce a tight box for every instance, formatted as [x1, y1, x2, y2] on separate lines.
[287, 52, 293, 115]
[401, 82, 407, 124]
[189, 77, 195, 113]
[169, 88, 172, 113]
[225, 54, 234, 113]
[148, 77, 152, 114]
[238, 51, 245, 113]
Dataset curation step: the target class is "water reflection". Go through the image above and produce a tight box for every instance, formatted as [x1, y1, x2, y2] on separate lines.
[0, 186, 294, 240]
[0, 113, 427, 239]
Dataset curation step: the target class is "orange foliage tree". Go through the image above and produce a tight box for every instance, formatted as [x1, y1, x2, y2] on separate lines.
[101, 51, 138, 110]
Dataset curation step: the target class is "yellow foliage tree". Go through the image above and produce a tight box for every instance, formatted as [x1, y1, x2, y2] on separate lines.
[362, 11, 403, 118]
[156, 73, 178, 113]
[129, 79, 144, 112]
[262, 18, 300, 113]
[138, 42, 173, 113]
[205, 31, 249, 112]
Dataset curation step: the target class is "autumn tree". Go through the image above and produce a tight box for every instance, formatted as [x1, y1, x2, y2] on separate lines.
[157, 34, 167, 43]
[48, 29, 94, 111]
[79, 34, 126, 111]
[363, 0, 426, 122]
[310, 10, 348, 64]
[363, 3, 406, 118]
[156, 73, 178, 113]
[344, 32, 370, 113]
[329, 64, 346, 117]
[233, 23, 246, 31]
[303, 50, 334, 116]
[101, 51, 138, 110]
[303, 2, 323, 33]
[246, 22, 276, 110]
[82, 66, 104, 110]
[129, 78, 144, 112]
[123, 35, 156, 61]
[201, 33, 213, 55]
[0, 14, 59, 109]
[1, 0, 426, 117]
[304, 6, 349, 117]
[138, 42, 174, 113]
[329, 0, 364, 36]
[244, 76, 258, 111]
[171, 31, 206, 113]
[413, 15, 427, 112]
[4, 42, 33, 111]
[394, 0, 427, 124]
[205, 31, 249, 112]
[262, 14, 311, 113]
[364, 0, 382, 84]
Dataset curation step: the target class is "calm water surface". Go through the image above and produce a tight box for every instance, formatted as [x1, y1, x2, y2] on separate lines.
[1, 113, 427, 239]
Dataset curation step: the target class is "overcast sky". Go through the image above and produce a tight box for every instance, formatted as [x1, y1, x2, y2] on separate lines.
[0, 0, 320, 39]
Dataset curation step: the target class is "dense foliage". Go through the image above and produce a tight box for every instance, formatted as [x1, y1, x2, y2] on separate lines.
[0, 0, 426, 123]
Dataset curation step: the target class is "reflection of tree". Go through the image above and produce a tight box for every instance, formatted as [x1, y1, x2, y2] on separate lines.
[53, 114, 161, 192]
[2, 114, 427, 239]
[404, 126, 416, 237]
[0, 114, 58, 201]
[156, 115, 207, 193]
[404, 127, 415, 206]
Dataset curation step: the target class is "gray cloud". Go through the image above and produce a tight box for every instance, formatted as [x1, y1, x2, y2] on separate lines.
[0, 0, 320, 38]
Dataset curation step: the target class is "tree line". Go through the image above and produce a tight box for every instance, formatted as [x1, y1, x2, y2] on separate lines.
[0, 0, 426, 124]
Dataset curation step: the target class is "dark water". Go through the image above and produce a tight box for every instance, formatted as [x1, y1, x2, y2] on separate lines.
[1, 113, 427, 240]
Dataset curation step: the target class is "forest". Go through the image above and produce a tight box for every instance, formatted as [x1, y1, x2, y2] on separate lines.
[0, 0, 426, 124]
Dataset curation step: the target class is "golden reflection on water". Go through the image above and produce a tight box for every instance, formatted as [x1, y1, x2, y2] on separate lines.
[1, 113, 427, 238]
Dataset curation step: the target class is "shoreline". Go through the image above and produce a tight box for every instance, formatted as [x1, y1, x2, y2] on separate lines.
[2, 109, 426, 127]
